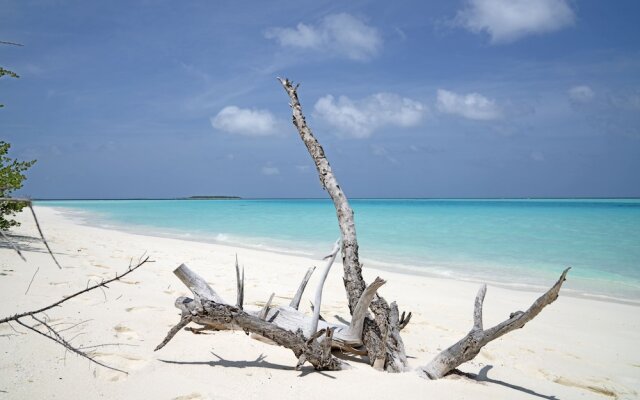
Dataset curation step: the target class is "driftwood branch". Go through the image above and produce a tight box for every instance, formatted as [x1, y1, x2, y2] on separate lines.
[310, 239, 340, 335]
[235, 255, 244, 309]
[278, 77, 409, 372]
[290, 266, 316, 310]
[419, 268, 570, 379]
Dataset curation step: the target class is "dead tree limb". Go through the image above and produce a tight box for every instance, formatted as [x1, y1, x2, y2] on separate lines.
[278, 78, 409, 372]
[419, 268, 570, 379]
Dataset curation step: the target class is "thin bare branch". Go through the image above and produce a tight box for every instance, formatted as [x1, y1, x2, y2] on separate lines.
[24, 266, 39, 295]
[0, 40, 23, 46]
[18, 317, 127, 374]
[0, 256, 152, 325]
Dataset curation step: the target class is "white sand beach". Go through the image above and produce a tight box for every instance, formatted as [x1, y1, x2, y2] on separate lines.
[0, 206, 638, 399]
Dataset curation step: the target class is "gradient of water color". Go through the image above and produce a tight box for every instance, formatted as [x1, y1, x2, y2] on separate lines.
[41, 199, 640, 302]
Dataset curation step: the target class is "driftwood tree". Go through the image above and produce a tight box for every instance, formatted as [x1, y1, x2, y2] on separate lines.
[156, 79, 570, 377]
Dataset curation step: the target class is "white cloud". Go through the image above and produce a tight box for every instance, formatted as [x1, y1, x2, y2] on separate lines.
[265, 13, 382, 61]
[314, 93, 426, 138]
[211, 106, 278, 136]
[261, 166, 280, 176]
[436, 89, 502, 120]
[568, 85, 595, 103]
[455, 0, 575, 44]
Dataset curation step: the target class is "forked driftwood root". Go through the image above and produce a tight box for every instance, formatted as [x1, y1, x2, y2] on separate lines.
[419, 268, 571, 379]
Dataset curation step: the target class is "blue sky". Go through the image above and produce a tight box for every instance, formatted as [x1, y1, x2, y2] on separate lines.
[2, 0, 639, 198]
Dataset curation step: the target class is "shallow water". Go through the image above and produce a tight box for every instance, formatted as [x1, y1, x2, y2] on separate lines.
[41, 198, 640, 302]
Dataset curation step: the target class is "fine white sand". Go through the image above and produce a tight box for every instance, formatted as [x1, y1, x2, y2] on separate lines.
[1, 206, 638, 399]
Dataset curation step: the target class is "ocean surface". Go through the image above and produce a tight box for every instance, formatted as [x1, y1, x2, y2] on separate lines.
[40, 199, 640, 303]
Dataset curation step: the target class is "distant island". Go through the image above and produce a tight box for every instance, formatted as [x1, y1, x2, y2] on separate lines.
[184, 196, 241, 200]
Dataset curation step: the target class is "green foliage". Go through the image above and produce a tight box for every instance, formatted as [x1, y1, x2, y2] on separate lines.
[0, 67, 19, 108]
[0, 141, 36, 230]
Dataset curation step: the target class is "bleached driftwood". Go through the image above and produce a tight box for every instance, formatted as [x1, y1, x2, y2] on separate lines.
[419, 268, 571, 379]
[164, 255, 388, 352]
[278, 78, 409, 372]
[157, 78, 570, 377]
[157, 262, 346, 370]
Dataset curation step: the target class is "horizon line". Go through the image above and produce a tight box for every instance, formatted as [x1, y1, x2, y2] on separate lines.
[30, 196, 640, 201]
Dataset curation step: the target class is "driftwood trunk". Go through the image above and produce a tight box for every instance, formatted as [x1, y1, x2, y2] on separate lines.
[278, 78, 409, 372]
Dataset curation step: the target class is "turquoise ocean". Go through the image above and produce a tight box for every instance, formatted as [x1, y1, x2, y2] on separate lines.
[41, 199, 640, 303]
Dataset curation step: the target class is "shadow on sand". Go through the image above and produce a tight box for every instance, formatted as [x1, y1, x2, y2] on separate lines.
[456, 365, 559, 400]
[159, 351, 337, 379]
[0, 232, 48, 254]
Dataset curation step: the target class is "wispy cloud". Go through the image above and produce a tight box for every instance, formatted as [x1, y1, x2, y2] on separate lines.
[265, 13, 382, 61]
[261, 165, 280, 176]
[436, 89, 502, 120]
[211, 106, 280, 136]
[371, 144, 398, 164]
[454, 0, 576, 44]
[568, 85, 595, 103]
[313, 93, 426, 138]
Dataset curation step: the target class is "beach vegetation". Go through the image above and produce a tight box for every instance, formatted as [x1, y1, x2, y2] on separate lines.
[0, 66, 19, 108]
[0, 141, 36, 229]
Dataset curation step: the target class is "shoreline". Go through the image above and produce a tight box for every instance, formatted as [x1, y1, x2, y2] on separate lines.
[46, 204, 640, 307]
[1, 206, 638, 399]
